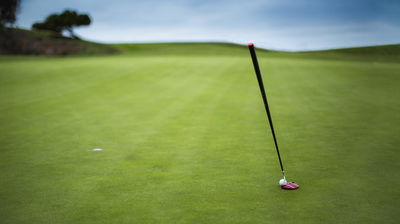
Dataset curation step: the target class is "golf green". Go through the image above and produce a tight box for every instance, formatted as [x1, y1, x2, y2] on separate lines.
[0, 44, 399, 223]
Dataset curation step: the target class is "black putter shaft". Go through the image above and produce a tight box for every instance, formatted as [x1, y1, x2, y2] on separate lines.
[248, 43, 285, 176]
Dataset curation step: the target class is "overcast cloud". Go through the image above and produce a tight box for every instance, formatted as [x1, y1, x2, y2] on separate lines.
[17, 0, 400, 50]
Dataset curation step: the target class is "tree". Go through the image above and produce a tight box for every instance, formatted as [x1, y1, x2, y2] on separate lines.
[32, 10, 91, 39]
[0, 0, 20, 27]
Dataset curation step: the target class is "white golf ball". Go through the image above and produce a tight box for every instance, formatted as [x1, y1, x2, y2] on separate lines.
[279, 179, 287, 186]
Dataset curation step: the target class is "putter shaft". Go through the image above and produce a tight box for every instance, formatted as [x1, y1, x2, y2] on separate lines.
[248, 43, 285, 176]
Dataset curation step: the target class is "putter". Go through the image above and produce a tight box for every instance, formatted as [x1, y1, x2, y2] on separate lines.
[248, 43, 299, 190]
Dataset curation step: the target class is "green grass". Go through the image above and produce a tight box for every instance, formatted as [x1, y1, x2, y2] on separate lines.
[0, 43, 399, 223]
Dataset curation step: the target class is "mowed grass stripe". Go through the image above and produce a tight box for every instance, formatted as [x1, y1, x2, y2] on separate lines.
[0, 56, 248, 223]
[65, 57, 246, 223]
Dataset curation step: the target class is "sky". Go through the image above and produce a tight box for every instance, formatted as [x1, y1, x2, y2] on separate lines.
[17, 0, 400, 51]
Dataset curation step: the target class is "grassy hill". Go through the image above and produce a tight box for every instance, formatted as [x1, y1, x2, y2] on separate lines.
[112, 42, 271, 56]
[112, 42, 400, 56]
[111, 42, 400, 62]
[287, 44, 400, 62]
[1, 27, 398, 60]
[311, 43, 400, 56]
[0, 41, 399, 223]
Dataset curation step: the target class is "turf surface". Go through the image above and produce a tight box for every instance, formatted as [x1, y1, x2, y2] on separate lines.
[0, 44, 399, 223]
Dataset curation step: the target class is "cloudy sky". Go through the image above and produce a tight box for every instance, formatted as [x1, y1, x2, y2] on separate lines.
[17, 0, 400, 51]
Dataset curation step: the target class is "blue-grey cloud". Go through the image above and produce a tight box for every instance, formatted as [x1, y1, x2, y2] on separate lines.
[17, 0, 400, 50]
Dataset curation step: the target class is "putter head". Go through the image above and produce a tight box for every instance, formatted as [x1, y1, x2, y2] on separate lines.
[281, 181, 299, 190]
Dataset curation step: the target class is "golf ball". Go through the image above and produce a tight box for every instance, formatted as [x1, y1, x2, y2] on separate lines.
[279, 179, 287, 186]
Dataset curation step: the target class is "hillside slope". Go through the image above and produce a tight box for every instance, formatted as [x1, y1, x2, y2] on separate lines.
[0, 28, 118, 55]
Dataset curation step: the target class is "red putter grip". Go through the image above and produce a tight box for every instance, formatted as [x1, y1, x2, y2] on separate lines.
[248, 43, 254, 47]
